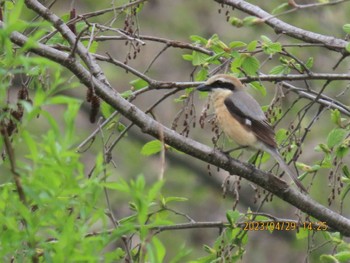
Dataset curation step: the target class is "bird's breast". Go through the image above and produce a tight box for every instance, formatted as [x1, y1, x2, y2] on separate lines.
[211, 91, 257, 146]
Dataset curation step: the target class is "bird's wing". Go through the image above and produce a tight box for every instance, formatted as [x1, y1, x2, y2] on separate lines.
[224, 91, 277, 148]
[227, 90, 266, 121]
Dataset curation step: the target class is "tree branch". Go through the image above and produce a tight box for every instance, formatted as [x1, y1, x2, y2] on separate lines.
[215, 0, 349, 53]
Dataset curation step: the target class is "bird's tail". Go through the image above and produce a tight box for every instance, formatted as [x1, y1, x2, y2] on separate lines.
[264, 146, 307, 193]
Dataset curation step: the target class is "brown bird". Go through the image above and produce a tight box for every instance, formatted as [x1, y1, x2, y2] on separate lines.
[197, 74, 307, 192]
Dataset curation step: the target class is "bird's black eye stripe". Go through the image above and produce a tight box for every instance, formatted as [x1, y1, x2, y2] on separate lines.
[211, 80, 236, 90]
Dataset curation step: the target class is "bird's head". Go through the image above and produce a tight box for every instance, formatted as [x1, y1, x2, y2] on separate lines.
[197, 74, 244, 92]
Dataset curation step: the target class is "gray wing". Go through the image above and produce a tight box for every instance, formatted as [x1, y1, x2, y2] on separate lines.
[228, 90, 266, 121]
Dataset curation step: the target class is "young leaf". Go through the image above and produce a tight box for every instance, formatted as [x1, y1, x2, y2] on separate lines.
[190, 35, 208, 45]
[260, 35, 272, 43]
[272, 3, 290, 14]
[246, 40, 258, 52]
[327, 128, 347, 148]
[343, 24, 350, 34]
[346, 43, 350, 53]
[101, 101, 114, 118]
[269, 65, 288, 75]
[305, 57, 314, 69]
[182, 54, 193, 61]
[229, 17, 243, 27]
[226, 210, 241, 225]
[275, 128, 288, 144]
[319, 255, 340, 263]
[296, 228, 308, 240]
[192, 51, 210, 66]
[342, 165, 350, 179]
[334, 251, 350, 262]
[241, 55, 260, 75]
[195, 68, 208, 81]
[330, 109, 341, 126]
[249, 81, 266, 96]
[130, 78, 148, 90]
[243, 16, 260, 26]
[141, 140, 163, 156]
[121, 90, 133, 99]
[229, 41, 246, 49]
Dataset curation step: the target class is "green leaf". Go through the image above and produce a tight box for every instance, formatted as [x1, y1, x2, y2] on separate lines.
[336, 144, 349, 158]
[260, 35, 272, 43]
[327, 128, 347, 148]
[315, 143, 331, 154]
[342, 165, 350, 178]
[100, 101, 114, 118]
[335, 251, 350, 262]
[182, 54, 193, 61]
[249, 81, 266, 96]
[296, 163, 321, 173]
[305, 57, 314, 69]
[343, 24, 350, 34]
[130, 78, 148, 90]
[229, 17, 243, 28]
[190, 35, 208, 45]
[230, 54, 244, 73]
[261, 35, 282, 55]
[269, 65, 289, 75]
[141, 140, 163, 156]
[331, 109, 341, 126]
[148, 180, 164, 201]
[189, 254, 216, 263]
[121, 90, 133, 99]
[134, 3, 144, 13]
[264, 42, 282, 55]
[296, 228, 309, 240]
[284, 143, 297, 163]
[346, 43, 350, 53]
[148, 237, 166, 263]
[275, 128, 288, 144]
[226, 210, 241, 225]
[246, 40, 258, 52]
[192, 51, 210, 66]
[340, 184, 350, 201]
[241, 55, 260, 75]
[22, 130, 38, 160]
[195, 68, 208, 81]
[164, 196, 188, 204]
[101, 181, 129, 191]
[272, 3, 290, 14]
[203, 245, 216, 255]
[205, 51, 225, 64]
[320, 254, 339, 263]
[169, 244, 192, 263]
[229, 41, 246, 49]
[83, 40, 99, 53]
[242, 16, 260, 26]
[7, 0, 24, 25]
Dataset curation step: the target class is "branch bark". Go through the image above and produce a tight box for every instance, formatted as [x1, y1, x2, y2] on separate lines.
[215, 0, 349, 53]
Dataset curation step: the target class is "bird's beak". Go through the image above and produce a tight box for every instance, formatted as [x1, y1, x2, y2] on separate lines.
[197, 83, 211, 92]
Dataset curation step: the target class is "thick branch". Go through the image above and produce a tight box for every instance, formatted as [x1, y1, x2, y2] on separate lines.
[215, 0, 349, 53]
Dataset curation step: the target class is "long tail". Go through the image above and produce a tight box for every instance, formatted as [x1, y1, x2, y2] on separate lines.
[264, 146, 307, 193]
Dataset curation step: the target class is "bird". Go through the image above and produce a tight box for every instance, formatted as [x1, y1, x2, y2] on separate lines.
[197, 74, 307, 192]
